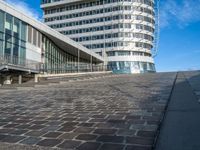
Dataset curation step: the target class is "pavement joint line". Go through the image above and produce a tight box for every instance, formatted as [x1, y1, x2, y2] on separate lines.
[183, 72, 200, 103]
[152, 72, 178, 150]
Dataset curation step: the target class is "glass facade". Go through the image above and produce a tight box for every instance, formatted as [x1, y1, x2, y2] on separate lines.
[108, 61, 155, 74]
[0, 10, 26, 65]
[42, 35, 89, 74]
[0, 9, 102, 74]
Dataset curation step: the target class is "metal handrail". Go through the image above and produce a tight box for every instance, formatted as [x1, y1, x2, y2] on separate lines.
[0, 54, 111, 74]
[0, 54, 41, 72]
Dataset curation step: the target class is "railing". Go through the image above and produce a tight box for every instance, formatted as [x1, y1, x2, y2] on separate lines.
[42, 63, 111, 74]
[0, 54, 111, 74]
[0, 54, 41, 72]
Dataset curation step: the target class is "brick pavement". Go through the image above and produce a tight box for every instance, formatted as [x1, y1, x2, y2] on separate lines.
[0, 73, 177, 150]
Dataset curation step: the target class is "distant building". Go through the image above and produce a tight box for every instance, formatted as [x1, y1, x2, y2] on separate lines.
[41, 0, 156, 73]
[0, 0, 103, 84]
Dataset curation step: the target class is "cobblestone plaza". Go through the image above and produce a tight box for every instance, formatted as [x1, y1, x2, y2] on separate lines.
[0, 71, 200, 150]
[0, 73, 176, 150]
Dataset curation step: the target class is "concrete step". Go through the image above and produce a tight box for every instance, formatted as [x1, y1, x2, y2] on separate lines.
[0, 73, 115, 90]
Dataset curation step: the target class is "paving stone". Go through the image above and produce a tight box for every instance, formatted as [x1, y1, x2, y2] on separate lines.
[37, 138, 63, 147]
[0, 134, 8, 141]
[126, 137, 153, 146]
[3, 123, 19, 128]
[10, 129, 29, 135]
[58, 132, 79, 139]
[0, 128, 15, 134]
[117, 129, 136, 136]
[89, 118, 107, 122]
[62, 122, 79, 127]
[58, 126, 76, 132]
[0, 122, 8, 127]
[42, 131, 63, 138]
[126, 145, 152, 150]
[74, 127, 94, 133]
[78, 123, 95, 127]
[137, 130, 155, 138]
[31, 120, 48, 125]
[97, 135, 124, 143]
[15, 124, 32, 129]
[25, 130, 47, 137]
[95, 123, 113, 128]
[61, 117, 77, 121]
[27, 125, 46, 130]
[45, 121, 63, 126]
[14, 119, 32, 124]
[125, 115, 141, 120]
[0, 135, 25, 143]
[20, 137, 41, 145]
[57, 140, 81, 149]
[75, 134, 98, 140]
[77, 142, 101, 150]
[42, 125, 61, 132]
[99, 143, 125, 150]
[92, 115, 107, 118]
[94, 128, 117, 135]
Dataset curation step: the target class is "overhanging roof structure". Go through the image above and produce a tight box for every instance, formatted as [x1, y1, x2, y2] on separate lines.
[0, 0, 104, 64]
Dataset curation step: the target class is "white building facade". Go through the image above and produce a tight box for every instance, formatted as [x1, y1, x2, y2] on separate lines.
[41, 0, 156, 73]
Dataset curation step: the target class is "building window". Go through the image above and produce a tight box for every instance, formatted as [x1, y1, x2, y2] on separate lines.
[4, 34, 12, 56]
[21, 22, 27, 41]
[33, 28, 37, 46]
[0, 11, 4, 32]
[0, 40, 3, 56]
[28, 25, 32, 43]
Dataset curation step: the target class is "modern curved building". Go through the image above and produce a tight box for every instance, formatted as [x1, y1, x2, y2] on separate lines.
[41, 0, 156, 73]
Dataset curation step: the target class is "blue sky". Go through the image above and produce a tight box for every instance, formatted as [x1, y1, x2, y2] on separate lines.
[5, 0, 200, 72]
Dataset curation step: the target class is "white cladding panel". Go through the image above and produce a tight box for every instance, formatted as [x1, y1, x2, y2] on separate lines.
[26, 43, 42, 62]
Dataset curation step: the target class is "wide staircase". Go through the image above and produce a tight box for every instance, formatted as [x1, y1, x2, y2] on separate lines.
[0, 72, 116, 90]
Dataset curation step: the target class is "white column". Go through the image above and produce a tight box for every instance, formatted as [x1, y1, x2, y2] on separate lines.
[90, 55, 93, 72]
[34, 74, 39, 83]
[18, 75, 22, 84]
[4, 75, 11, 85]
[78, 49, 80, 73]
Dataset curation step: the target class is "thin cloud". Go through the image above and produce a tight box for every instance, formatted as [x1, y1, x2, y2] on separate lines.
[160, 0, 200, 28]
[5, 0, 42, 21]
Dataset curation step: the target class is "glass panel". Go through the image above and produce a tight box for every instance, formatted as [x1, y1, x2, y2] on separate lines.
[13, 37, 20, 45]
[21, 40, 26, 47]
[5, 34, 12, 43]
[19, 47, 26, 65]
[13, 44, 19, 56]
[13, 18, 20, 38]
[0, 40, 3, 56]
[33, 28, 37, 46]
[5, 14, 12, 31]
[21, 22, 27, 41]
[5, 40, 12, 56]
[0, 32, 4, 40]
[0, 11, 4, 32]
[28, 25, 32, 43]
[38, 32, 41, 48]
[13, 44, 19, 64]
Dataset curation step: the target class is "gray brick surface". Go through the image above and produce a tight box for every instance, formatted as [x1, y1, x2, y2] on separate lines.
[0, 73, 177, 149]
